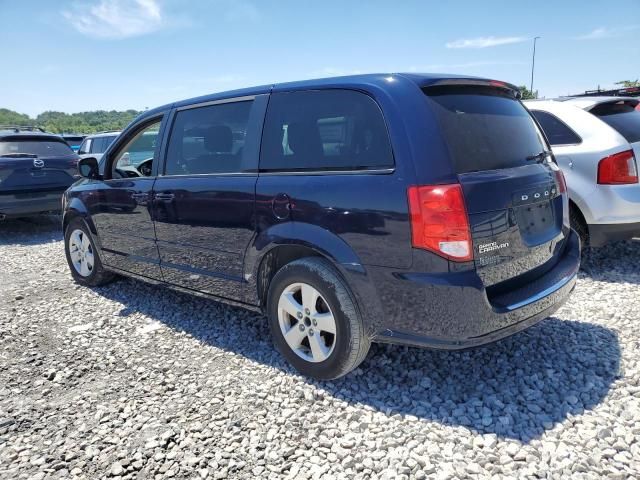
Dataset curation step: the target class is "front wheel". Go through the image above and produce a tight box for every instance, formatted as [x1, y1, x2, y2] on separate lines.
[64, 218, 115, 287]
[267, 257, 370, 380]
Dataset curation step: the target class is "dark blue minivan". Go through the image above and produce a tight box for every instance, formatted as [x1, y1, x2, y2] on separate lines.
[62, 74, 580, 379]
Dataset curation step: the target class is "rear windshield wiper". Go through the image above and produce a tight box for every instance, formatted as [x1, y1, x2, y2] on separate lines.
[526, 151, 551, 163]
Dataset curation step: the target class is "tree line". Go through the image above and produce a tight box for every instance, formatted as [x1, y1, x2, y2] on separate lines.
[0, 108, 141, 134]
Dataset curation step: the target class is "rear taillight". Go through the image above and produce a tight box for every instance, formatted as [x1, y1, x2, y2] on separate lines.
[552, 167, 570, 228]
[597, 150, 638, 185]
[554, 168, 567, 193]
[407, 184, 473, 262]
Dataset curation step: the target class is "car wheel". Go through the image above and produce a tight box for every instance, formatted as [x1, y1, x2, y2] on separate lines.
[267, 257, 370, 380]
[570, 206, 589, 248]
[64, 218, 115, 287]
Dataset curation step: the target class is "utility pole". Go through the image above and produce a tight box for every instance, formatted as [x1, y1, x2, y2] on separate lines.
[530, 36, 541, 95]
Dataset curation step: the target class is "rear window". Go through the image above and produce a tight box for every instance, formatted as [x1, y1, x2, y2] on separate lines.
[260, 89, 394, 171]
[590, 101, 640, 144]
[0, 139, 74, 156]
[64, 136, 84, 148]
[424, 86, 547, 173]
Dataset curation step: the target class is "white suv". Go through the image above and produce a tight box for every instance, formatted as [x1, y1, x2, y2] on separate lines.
[525, 97, 640, 246]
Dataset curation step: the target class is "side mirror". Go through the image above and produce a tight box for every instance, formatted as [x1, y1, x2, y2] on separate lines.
[78, 157, 101, 180]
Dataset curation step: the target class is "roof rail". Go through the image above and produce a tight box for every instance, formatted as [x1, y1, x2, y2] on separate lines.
[0, 125, 46, 133]
[567, 86, 640, 98]
[92, 130, 122, 135]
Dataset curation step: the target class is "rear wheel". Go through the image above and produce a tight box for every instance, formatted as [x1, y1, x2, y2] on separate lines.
[570, 205, 589, 248]
[64, 218, 115, 286]
[267, 257, 370, 380]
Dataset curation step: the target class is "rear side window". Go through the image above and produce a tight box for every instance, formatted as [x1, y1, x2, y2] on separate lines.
[260, 90, 393, 171]
[0, 139, 74, 156]
[590, 101, 640, 144]
[530, 110, 581, 145]
[424, 86, 547, 173]
[165, 100, 253, 175]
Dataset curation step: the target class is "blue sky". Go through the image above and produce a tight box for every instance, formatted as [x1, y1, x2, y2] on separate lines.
[0, 0, 638, 117]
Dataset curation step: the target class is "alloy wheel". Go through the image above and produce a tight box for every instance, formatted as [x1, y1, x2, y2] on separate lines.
[277, 282, 337, 363]
[68, 229, 95, 278]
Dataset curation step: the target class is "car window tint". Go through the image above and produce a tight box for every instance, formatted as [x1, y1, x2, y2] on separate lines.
[530, 110, 581, 146]
[111, 120, 161, 177]
[424, 86, 547, 174]
[590, 101, 640, 144]
[260, 90, 393, 171]
[90, 137, 104, 154]
[0, 139, 74, 156]
[165, 101, 253, 175]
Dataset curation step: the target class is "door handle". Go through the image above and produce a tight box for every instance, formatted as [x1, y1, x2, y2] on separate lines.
[131, 192, 149, 205]
[154, 192, 175, 202]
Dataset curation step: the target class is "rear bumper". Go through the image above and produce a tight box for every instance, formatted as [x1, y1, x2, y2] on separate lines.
[0, 190, 65, 218]
[370, 229, 581, 350]
[588, 222, 640, 247]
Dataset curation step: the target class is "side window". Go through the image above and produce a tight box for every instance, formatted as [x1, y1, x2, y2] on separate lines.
[110, 119, 162, 178]
[530, 110, 581, 146]
[260, 90, 394, 171]
[78, 138, 91, 155]
[164, 101, 253, 175]
[91, 137, 105, 154]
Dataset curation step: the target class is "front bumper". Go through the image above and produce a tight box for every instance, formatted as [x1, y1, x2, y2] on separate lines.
[371, 229, 581, 350]
[588, 222, 640, 247]
[0, 190, 65, 218]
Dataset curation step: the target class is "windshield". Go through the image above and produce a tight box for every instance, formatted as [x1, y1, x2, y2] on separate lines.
[424, 86, 547, 173]
[0, 139, 75, 156]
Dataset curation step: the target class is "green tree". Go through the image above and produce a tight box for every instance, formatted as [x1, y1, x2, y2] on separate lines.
[0, 108, 142, 134]
[615, 79, 640, 88]
[519, 85, 538, 100]
[0, 108, 32, 126]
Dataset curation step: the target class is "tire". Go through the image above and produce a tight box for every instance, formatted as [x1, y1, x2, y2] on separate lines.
[64, 218, 115, 287]
[570, 206, 589, 249]
[267, 257, 370, 380]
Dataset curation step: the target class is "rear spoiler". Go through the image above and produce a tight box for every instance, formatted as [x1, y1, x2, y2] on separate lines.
[0, 134, 67, 142]
[583, 98, 639, 112]
[422, 78, 522, 99]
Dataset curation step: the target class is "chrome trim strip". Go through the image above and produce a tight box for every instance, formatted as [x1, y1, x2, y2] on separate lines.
[258, 168, 395, 176]
[176, 95, 256, 111]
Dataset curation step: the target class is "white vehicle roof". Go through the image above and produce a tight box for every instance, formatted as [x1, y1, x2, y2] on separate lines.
[523, 99, 630, 151]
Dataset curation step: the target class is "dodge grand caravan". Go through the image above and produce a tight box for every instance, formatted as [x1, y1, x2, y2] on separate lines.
[62, 74, 580, 379]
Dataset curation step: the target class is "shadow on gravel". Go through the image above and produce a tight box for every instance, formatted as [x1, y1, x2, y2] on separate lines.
[0, 215, 62, 245]
[580, 238, 640, 285]
[95, 278, 621, 444]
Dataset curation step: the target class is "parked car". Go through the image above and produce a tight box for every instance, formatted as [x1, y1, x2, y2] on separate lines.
[78, 131, 120, 163]
[525, 97, 640, 246]
[0, 126, 79, 220]
[62, 74, 580, 379]
[61, 134, 86, 153]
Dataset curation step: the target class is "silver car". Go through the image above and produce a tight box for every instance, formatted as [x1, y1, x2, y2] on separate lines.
[77, 131, 121, 163]
[525, 97, 640, 246]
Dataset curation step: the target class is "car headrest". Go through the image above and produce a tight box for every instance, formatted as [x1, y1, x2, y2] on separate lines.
[204, 125, 233, 153]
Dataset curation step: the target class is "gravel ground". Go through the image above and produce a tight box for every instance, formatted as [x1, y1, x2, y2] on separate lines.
[1, 215, 639, 479]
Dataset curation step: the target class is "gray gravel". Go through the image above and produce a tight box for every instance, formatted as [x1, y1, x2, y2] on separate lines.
[1, 215, 639, 479]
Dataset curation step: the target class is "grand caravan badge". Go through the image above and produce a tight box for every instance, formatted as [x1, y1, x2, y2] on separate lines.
[478, 241, 510, 254]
